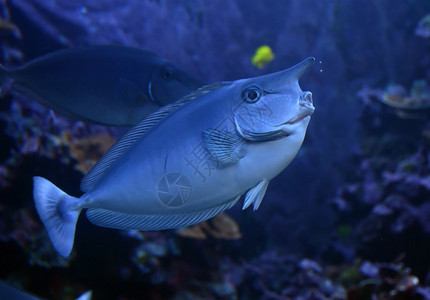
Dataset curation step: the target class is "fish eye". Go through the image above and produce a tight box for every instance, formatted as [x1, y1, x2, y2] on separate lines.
[241, 86, 261, 103]
[161, 68, 174, 80]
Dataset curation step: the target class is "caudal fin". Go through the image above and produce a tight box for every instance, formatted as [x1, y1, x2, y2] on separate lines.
[33, 176, 81, 258]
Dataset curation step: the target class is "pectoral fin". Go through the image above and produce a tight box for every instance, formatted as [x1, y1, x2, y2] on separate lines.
[242, 179, 269, 211]
[203, 129, 246, 167]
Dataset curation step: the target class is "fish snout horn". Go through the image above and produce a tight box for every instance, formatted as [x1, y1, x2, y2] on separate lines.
[290, 57, 315, 80]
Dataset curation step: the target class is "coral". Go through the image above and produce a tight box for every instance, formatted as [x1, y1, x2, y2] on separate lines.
[357, 81, 430, 118]
[0, 96, 119, 175]
[223, 251, 346, 300]
[177, 212, 242, 240]
[226, 253, 430, 300]
[347, 261, 430, 300]
[382, 81, 430, 110]
[328, 66, 430, 282]
[66, 133, 116, 173]
[0, 94, 119, 269]
[416, 14, 430, 38]
[177, 224, 207, 240]
[206, 212, 241, 239]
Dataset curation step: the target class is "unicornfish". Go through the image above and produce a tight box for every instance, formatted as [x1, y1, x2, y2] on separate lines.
[33, 57, 316, 257]
[0, 45, 203, 126]
[0, 281, 92, 300]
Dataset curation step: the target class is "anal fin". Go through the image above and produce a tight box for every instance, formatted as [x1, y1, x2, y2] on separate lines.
[86, 196, 241, 231]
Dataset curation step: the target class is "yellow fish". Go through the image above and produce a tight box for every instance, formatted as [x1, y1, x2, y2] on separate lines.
[252, 45, 275, 69]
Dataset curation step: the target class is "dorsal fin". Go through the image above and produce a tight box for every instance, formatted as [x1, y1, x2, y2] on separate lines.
[80, 82, 231, 192]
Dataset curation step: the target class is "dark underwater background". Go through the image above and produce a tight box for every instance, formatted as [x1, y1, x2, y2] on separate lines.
[1, 0, 430, 299]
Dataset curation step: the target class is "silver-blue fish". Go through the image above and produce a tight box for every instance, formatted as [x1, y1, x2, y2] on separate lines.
[0, 281, 92, 300]
[0, 45, 203, 126]
[33, 57, 316, 257]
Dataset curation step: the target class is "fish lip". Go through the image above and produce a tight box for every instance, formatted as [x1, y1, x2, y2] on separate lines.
[286, 114, 311, 125]
[277, 106, 314, 126]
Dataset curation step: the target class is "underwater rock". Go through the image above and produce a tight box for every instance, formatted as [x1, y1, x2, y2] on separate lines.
[330, 72, 430, 288]
[0, 200, 70, 268]
[0, 93, 119, 268]
[371, 203, 393, 216]
[347, 260, 427, 300]
[0, 96, 119, 170]
[171, 281, 237, 300]
[125, 230, 183, 286]
[224, 251, 346, 300]
[383, 172, 430, 199]
[327, 72, 430, 286]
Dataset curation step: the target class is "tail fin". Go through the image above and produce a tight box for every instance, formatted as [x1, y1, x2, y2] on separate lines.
[33, 176, 82, 258]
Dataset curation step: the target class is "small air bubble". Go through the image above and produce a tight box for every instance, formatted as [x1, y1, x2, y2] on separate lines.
[320, 69, 323, 72]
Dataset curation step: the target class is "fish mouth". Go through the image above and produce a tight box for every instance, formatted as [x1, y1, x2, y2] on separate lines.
[284, 114, 311, 125]
[277, 106, 315, 126]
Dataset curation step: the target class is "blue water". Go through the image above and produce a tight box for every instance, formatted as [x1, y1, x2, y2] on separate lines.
[1, 1, 430, 299]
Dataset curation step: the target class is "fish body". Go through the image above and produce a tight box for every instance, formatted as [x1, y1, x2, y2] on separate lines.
[0, 281, 92, 300]
[0, 45, 203, 126]
[33, 57, 316, 257]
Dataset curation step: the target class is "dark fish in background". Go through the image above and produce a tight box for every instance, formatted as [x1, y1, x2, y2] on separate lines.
[0, 45, 203, 126]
